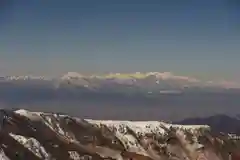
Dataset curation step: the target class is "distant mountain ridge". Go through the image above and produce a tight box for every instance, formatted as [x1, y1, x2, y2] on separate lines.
[0, 72, 240, 96]
[175, 114, 240, 135]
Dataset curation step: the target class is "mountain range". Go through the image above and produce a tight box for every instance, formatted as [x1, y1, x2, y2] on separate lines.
[1, 72, 240, 96]
[1, 109, 240, 160]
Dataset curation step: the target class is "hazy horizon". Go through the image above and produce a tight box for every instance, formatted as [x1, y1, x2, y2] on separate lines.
[0, 0, 240, 82]
[0, 86, 239, 121]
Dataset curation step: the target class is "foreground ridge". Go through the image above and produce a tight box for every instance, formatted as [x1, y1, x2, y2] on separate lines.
[0, 109, 240, 160]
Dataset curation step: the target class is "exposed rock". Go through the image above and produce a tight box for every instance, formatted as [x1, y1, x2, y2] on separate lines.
[0, 109, 239, 160]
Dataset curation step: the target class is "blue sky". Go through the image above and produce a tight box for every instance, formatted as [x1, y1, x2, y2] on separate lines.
[0, 0, 239, 80]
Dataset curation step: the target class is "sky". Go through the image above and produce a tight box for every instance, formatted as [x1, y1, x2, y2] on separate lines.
[0, 0, 240, 81]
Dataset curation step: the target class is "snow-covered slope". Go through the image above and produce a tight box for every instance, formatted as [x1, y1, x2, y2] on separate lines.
[0, 109, 240, 160]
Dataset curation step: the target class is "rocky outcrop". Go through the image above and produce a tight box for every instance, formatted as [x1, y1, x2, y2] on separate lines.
[0, 109, 240, 160]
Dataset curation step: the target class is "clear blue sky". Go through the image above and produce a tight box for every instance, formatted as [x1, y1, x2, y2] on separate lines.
[0, 0, 239, 80]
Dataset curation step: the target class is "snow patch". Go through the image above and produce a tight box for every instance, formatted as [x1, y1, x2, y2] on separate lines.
[0, 149, 10, 160]
[14, 109, 42, 121]
[40, 115, 66, 137]
[9, 133, 50, 159]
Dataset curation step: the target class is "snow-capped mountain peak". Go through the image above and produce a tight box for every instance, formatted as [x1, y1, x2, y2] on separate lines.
[1, 72, 240, 94]
[4, 75, 47, 81]
[61, 72, 85, 80]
